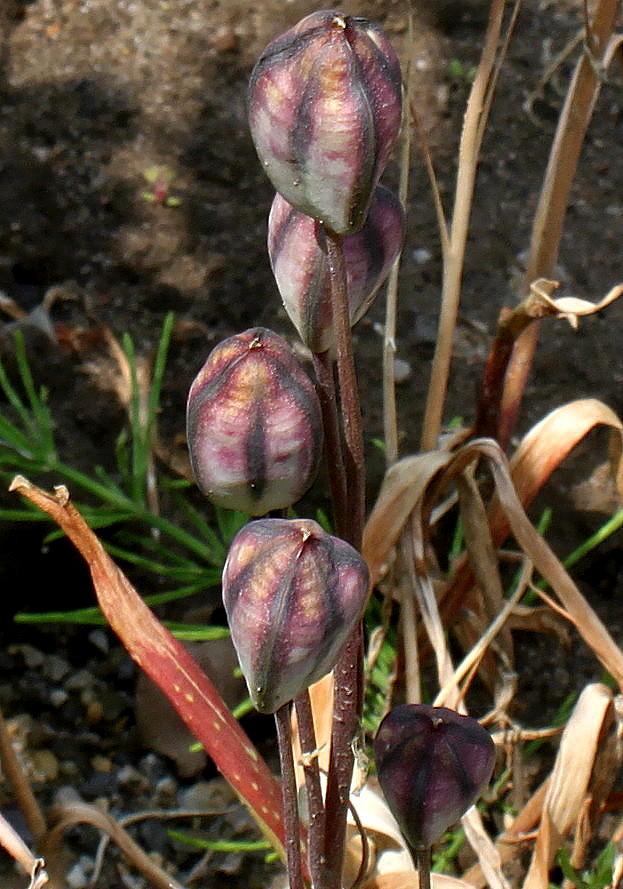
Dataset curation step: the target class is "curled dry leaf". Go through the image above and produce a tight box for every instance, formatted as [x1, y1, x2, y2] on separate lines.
[524, 683, 615, 889]
[363, 450, 452, 587]
[527, 278, 623, 329]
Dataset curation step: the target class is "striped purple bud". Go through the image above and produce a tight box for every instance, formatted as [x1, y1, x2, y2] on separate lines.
[186, 328, 322, 516]
[222, 518, 369, 713]
[374, 705, 496, 851]
[249, 10, 403, 234]
[268, 185, 405, 353]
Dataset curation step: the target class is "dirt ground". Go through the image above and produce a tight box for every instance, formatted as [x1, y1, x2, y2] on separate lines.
[0, 0, 622, 886]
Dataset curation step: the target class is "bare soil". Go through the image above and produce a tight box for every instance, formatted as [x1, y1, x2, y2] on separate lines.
[0, 0, 622, 886]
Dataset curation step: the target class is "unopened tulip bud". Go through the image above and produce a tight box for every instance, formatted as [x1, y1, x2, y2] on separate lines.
[268, 186, 405, 353]
[222, 518, 369, 713]
[374, 705, 495, 851]
[249, 10, 403, 234]
[187, 328, 322, 516]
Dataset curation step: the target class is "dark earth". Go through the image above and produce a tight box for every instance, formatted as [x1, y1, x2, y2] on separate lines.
[0, 0, 622, 886]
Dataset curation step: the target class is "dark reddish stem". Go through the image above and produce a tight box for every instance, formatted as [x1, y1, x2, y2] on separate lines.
[414, 846, 432, 889]
[312, 350, 348, 538]
[321, 228, 366, 888]
[473, 307, 533, 444]
[295, 692, 327, 889]
[324, 228, 365, 547]
[274, 704, 305, 889]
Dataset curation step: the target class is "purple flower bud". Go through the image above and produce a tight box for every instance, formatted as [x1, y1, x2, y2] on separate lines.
[268, 185, 405, 353]
[222, 518, 369, 713]
[374, 705, 496, 851]
[249, 10, 403, 234]
[187, 328, 322, 516]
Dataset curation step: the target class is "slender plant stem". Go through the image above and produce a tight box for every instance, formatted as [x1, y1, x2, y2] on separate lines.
[275, 704, 305, 889]
[414, 846, 432, 889]
[312, 351, 348, 538]
[322, 228, 366, 888]
[498, 0, 620, 447]
[324, 229, 365, 547]
[420, 0, 507, 452]
[295, 692, 327, 889]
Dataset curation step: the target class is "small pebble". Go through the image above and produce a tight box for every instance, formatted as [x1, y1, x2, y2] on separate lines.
[49, 688, 69, 707]
[42, 654, 71, 682]
[88, 628, 110, 654]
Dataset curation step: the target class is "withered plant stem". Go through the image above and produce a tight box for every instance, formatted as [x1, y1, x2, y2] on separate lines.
[295, 692, 327, 889]
[498, 0, 620, 447]
[420, 0, 509, 452]
[322, 228, 366, 889]
[275, 704, 305, 889]
[312, 351, 348, 539]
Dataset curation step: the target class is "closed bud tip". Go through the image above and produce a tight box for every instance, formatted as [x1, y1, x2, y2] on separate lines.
[374, 704, 496, 851]
[223, 518, 369, 713]
[249, 10, 403, 234]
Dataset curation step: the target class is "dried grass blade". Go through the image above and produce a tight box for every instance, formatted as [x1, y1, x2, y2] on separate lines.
[472, 439, 623, 687]
[461, 807, 510, 889]
[457, 470, 512, 659]
[524, 683, 613, 889]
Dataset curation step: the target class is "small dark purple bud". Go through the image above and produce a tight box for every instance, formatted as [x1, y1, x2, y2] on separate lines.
[186, 328, 322, 516]
[374, 705, 496, 850]
[268, 186, 405, 353]
[222, 518, 369, 713]
[249, 10, 403, 234]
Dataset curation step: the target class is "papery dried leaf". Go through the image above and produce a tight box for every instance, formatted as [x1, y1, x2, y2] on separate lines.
[363, 451, 452, 587]
[461, 807, 510, 889]
[9, 476, 287, 858]
[529, 278, 623, 328]
[524, 683, 613, 889]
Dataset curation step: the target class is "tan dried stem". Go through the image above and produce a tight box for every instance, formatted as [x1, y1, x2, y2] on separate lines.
[420, 0, 520, 451]
[44, 802, 186, 889]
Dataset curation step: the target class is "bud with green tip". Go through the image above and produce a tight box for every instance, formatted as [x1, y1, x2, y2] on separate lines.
[268, 185, 405, 353]
[374, 705, 496, 851]
[249, 10, 403, 234]
[186, 328, 323, 516]
[222, 518, 370, 713]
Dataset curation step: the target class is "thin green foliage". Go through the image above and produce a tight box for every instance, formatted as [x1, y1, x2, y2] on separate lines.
[0, 316, 243, 630]
[557, 843, 615, 889]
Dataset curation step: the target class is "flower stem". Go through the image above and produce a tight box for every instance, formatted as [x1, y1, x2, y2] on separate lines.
[415, 846, 432, 889]
[312, 351, 348, 538]
[274, 704, 305, 889]
[295, 692, 327, 889]
[322, 228, 366, 888]
[324, 228, 365, 547]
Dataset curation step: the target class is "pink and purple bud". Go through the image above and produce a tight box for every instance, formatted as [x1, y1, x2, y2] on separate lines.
[374, 705, 496, 851]
[222, 518, 370, 713]
[248, 10, 403, 234]
[186, 328, 322, 516]
[268, 185, 405, 353]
